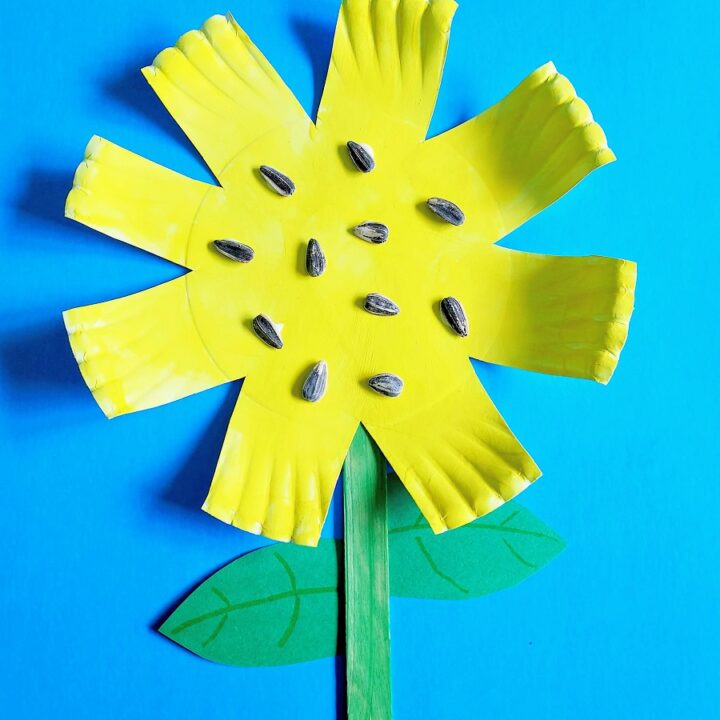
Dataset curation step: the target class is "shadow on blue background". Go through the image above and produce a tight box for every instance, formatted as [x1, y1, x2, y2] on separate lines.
[290, 16, 335, 119]
[158, 383, 241, 518]
[2, 1, 719, 718]
[101, 45, 218, 184]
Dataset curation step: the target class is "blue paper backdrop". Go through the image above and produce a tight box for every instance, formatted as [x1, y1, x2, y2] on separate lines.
[2, 0, 718, 717]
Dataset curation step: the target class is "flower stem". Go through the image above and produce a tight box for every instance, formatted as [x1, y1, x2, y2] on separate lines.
[343, 425, 392, 719]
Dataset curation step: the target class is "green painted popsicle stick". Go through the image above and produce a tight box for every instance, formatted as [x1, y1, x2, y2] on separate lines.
[343, 425, 392, 719]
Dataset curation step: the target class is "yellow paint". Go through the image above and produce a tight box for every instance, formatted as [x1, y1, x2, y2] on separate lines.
[64, 2, 635, 546]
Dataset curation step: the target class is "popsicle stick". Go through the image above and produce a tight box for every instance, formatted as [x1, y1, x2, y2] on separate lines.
[343, 425, 392, 719]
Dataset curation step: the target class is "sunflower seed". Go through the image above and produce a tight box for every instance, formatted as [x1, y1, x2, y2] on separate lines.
[368, 373, 404, 397]
[353, 222, 389, 244]
[259, 165, 295, 196]
[302, 361, 328, 402]
[212, 239, 254, 263]
[364, 293, 399, 316]
[347, 141, 375, 172]
[427, 197, 465, 226]
[306, 239, 326, 277]
[440, 297, 469, 336]
[252, 314, 283, 349]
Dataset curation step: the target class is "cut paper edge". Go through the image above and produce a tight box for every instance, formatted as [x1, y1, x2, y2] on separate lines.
[65, 134, 217, 268]
[63, 278, 230, 419]
[588, 259, 637, 385]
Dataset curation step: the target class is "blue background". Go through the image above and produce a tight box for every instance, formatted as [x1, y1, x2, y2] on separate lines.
[2, 0, 718, 717]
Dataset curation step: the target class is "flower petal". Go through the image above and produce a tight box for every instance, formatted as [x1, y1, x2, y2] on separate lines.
[203, 371, 358, 546]
[450, 246, 637, 383]
[64, 277, 232, 418]
[365, 362, 541, 534]
[142, 13, 311, 180]
[65, 136, 219, 268]
[317, 0, 457, 145]
[417, 62, 615, 242]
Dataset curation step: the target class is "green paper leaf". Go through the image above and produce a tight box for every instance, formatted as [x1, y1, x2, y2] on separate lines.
[159, 542, 340, 666]
[161, 477, 565, 665]
[387, 475, 566, 599]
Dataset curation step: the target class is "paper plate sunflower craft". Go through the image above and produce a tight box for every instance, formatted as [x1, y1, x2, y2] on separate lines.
[63, 1, 635, 716]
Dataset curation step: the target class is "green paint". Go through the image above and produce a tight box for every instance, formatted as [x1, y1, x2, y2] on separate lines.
[343, 426, 392, 720]
[159, 476, 565, 668]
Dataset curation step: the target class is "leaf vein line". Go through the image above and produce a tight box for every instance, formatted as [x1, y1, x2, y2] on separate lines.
[211, 586, 231, 606]
[202, 614, 228, 648]
[169, 587, 336, 636]
[389, 521, 559, 541]
[415, 537, 469, 595]
[502, 539, 539, 569]
[274, 552, 298, 591]
[278, 595, 301, 648]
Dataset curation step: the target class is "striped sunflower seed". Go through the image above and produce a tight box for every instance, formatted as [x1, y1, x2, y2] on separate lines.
[212, 239, 254, 263]
[368, 373, 404, 398]
[259, 165, 295, 196]
[306, 239, 326, 277]
[347, 141, 375, 172]
[353, 222, 389, 244]
[252, 314, 283, 349]
[364, 293, 399, 316]
[440, 297, 469, 337]
[427, 197, 465, 226]
[302, 361, 328, 402]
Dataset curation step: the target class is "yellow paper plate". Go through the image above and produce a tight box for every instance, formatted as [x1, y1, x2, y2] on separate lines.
[64, 2, 636, 546]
